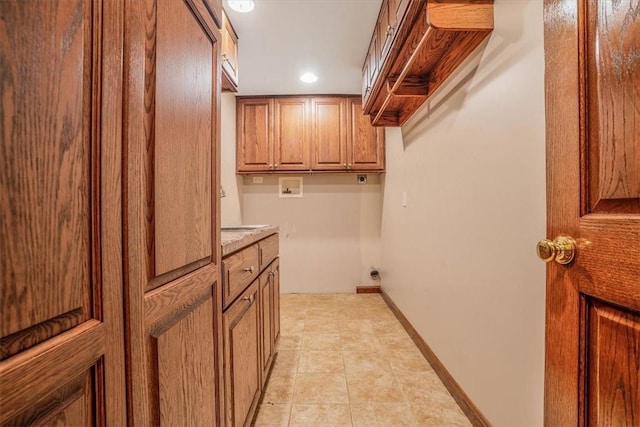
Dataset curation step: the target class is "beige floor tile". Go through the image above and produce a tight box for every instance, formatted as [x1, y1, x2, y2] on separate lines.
[371, 319, 406, 335]
[342, 351, 392, 375]
[289, 404, 352, 426]
[338, 319, 374, 334]
[350, 402, 417, 427]
[271, 351, 300, 375]
[304, 318, 339, 334]
[293, 373, 349, 403]
[298, 351, 344, 373]
[278, 335, 303, 350]
[337, 308, 372, 321]
[346, 371, 405, 403]
[302, 334, 342, 350]
[377, 332, 416, 350]
[253, 403, 291, 426]
[395, 370, 447, 402]
[339, 333, 382, 352]
[387, 348, 433, 373]
[411, 401, 472, 426]
[305, 308, 339, 322]
[281, 320, 305, 335]
[263, 374, 296, 404]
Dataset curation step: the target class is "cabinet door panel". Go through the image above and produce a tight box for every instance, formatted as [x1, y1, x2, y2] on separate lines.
[311, 98, 347, 170]
[0, 0, 125, 424]
[224, 282, 261, 427]
[237, 98, 273, 172]
[274, 98, 310, 170]
[271, 260, 280, 344]
[124, 0, 222, 424]
[260, 272, 273, 381]
[348, 98, 385, 170]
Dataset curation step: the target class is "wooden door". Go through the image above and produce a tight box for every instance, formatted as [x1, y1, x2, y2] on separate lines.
[311, 97, 348, 171]
[348, 98, 385, 170]
[0, 1, 126, 425]
[377, 0, 393, 71]
[274, 97, 311, 171]
[363, 34, 378, 110]
[221, 11, 239, 91]
[123, 0, 222, 424]
[259, 270, 273, 382]
[271, 259, 281, 346]
[237, 98, 274, 172]
[223, 281, 261, 427]
[543, 0, 640, 425]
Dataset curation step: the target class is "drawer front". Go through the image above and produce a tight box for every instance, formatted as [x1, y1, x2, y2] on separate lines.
[259, 234, 279, 270]
[223, 244, 260, 308]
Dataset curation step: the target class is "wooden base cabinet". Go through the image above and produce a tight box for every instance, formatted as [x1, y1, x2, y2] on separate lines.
[259, 259, 281, 382]
[223, 281, 261, 427]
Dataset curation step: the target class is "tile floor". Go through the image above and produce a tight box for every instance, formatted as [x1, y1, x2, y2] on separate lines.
[253, 293, 471, 426]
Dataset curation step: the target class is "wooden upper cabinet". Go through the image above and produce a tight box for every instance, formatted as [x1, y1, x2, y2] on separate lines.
[221, 10, 239, 92]
[236, 95, 384, 173]
[362, 0, 494, 126]
[348, 98, 385, 170]
[123, 0, 221, 425]
[237, 98, 274, 172]
[274, 97, 311, 171]
[0, 1, 126, 425]
[311, 97, 348, 170]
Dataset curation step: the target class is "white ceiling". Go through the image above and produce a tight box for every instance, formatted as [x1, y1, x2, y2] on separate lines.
[224, 0, 382, 96]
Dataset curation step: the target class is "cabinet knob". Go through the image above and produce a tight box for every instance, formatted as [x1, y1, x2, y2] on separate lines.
[343, 163, 347, 168]
[242, 294, 255, 304]
[348, 163, 352, 169]
[274, 163, 278, 168]
[242, 266, 255, 273]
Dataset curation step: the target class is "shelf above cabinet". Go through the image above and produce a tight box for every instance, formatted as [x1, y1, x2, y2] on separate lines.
[364, 0, 494, 127]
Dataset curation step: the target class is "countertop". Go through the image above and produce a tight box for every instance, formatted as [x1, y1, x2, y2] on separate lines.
[221, 225, 279, 257]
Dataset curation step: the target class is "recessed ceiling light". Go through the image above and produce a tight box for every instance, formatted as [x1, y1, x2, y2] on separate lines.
[228, 0, 254, 13]
[300, 72, 318, 83]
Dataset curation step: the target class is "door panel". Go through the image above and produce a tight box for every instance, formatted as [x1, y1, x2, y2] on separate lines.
[124, 0, 221, 424]
[348, 98, 385, 170]
[311, 98, 346, 170]
[274, 98, 310, 170]
[260, 271, 273, 381]
[544, 0, 639, 425]
[0, 0, 125, 424]
[236, 98, 273, 172]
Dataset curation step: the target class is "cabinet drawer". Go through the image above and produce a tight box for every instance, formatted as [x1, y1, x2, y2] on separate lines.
[223, 244, 260, 309]
[259, 234, 279, 269]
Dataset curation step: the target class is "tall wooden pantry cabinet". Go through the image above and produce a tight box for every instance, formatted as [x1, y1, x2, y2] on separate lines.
[0, 0, 223, 425]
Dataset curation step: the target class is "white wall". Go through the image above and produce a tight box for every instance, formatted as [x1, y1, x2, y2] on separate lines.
[242, 174, 382, 293]
[379, 0, 546, 425]
[220, 93, 243, 225]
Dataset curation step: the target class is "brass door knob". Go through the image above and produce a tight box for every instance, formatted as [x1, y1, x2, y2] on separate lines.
[536, 236, 576, 265]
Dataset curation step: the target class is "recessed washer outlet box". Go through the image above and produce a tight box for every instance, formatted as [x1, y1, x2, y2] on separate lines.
[357, 174, 367, 184]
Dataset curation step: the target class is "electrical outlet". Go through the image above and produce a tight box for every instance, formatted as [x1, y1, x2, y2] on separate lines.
[252, 176, 263, 184]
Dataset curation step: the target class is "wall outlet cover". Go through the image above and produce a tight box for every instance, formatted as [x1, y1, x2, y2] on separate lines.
[252, 176, 263, 184]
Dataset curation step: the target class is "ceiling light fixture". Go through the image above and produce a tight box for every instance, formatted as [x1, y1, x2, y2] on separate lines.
[227, 0, 254, 13]
[300, 72, 318, 83]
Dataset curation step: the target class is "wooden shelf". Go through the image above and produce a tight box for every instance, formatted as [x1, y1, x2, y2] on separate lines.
[366, 0, 494, 127]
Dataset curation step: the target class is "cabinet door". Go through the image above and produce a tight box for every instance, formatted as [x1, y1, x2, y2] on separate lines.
[271, 259, 281, 345]
[311, 97, 348, 170]
[347, 98, 385, 170]
[274, 97, 311, 170]
[259, 271, 273, 382]
[123, 0, 221, 425]
[221, 11, 239, 91]
[377, 0, 393, 72]
[0, 2, 125, 425]
[224, 282, 261, 427]
[237, 98, 274, 172]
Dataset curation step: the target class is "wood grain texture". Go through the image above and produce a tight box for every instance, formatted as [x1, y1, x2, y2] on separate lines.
[123, 0, 221, 424]
[348, 97, 385, 170]
[586, 0, 640, 213]
[310, 97, 347, 170]
[259, 270, 273, 383]
[224, 280, 261, 427]
[221, 10, 239, 91]
[271, 259, 280, 345]
[223, 243, 260, 309]
[156, 299, 217, 425]
[380, 289, 490, 427]
[356, 285, 382, 294]
[259, 234, 279, 270]
[274, 97, 311, 170]
[588, 301, 640, 426]
[0, 0, 89, 339]
[154, 0, 213, 276]
[364, 0, 493, 126]
[544, 0, 640, 424]
[236, 98, 274, 172]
